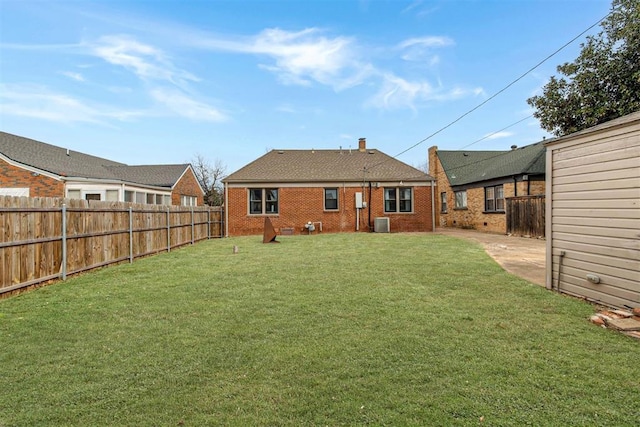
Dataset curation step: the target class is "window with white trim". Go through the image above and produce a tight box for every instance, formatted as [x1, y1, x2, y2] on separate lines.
[440, 192, 447, 213]
[181, 195, 197, 206]
[454, 190, 467, 209]
[67, 189, 81, 199]
[485, 185, 504, 212]
[106, 190, 118, 202]
[249, 188, 278, 214]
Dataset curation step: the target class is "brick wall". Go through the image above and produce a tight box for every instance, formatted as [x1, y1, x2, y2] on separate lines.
[0, 159, 64, 197]
[226, 184, 433, 236]
[171, 168, 204, 206]
[428, 146, 545, 234]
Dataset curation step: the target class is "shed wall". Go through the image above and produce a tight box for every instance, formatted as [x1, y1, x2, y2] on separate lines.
[546, 116, 640, 309]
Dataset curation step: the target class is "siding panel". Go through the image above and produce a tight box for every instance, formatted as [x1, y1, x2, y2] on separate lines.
[553, 216, 639, 229]
[552, 208, 640, 219]
[552, 188, 639, 200]
[551, 157, 639, 178]
[552, 167, 639, 185]
[552, 223, 638, 239]
[552, 239, 639, 261]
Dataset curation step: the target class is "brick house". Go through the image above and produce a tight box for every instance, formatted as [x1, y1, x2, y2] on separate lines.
[0, 131, 204, 206]
[223, 138, 435, 236]
[428, 142, 545, 233]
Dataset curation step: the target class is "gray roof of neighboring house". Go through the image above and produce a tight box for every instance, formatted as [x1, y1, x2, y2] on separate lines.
[437, 141, 546, 186]
[224, 148, 433, 183]
[0, 131, 191, 188]
[105, 165, 190, 188]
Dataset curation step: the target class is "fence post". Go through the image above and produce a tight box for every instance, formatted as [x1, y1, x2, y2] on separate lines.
[129, 207, 133, 263]
[167, 207, 171, 252]
[61, 204, 67, 280]
[207, 208, 211, 240]
[191, 207, 195, 245]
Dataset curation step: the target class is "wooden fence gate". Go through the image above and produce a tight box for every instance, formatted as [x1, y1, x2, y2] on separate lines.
[505, 195, 545, 238]
[0, 196, 223, 295]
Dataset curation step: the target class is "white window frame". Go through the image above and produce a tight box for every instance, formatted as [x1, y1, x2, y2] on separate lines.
[484, 185, 505, 212]
[454, 190, 467, 209]
[181, 195, 197, 207]
[440, 192, 447, 213]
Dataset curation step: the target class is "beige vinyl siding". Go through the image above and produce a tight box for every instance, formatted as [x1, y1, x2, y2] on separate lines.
[546, 112, 640, 309]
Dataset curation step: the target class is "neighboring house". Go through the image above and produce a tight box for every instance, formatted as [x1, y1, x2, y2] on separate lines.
[0, 131, 204, 206]
[223, 138, 435, 236]
[545, 111, 639, 310]
[428, 141, 546, 234]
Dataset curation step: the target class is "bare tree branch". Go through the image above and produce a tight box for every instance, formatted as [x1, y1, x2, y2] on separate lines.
[191, 153, 227, 206]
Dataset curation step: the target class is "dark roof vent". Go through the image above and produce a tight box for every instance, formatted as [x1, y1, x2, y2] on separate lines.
[511, 145, 517, 150]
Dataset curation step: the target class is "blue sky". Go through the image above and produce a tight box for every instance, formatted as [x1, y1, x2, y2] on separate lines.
[0, 0, 611, 174]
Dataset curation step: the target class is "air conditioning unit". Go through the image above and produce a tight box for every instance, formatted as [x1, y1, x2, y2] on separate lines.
[374, 217, 390, 233]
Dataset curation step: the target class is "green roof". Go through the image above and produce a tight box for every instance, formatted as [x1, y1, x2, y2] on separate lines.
[437, 141, 545, 186]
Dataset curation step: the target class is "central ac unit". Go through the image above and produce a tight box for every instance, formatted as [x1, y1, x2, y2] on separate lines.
[374, 217, 390, 233]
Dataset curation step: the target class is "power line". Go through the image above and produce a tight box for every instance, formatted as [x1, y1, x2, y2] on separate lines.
[458, 115, 533, 150]
[367, 7, 613, 171]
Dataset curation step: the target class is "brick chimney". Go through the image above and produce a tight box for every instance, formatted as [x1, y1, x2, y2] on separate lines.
[428, 146, 438, 177]
[358, 138, 366, 152]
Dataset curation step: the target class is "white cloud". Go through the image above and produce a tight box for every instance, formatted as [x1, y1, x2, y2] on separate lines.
[276, 104, 296, 113]
[197, 27, 371, 90]
[0, 84, 143, 124]
[484, 131, 514, 140]
[398, 36, 454, 62]
[150, 88, 227, 122]
[92, 35, 199, 86]
[368, 74, 434, 110]
[60, 71, 85, 82]
[397, 36, 453, 50]
[367, 74, 484, 110]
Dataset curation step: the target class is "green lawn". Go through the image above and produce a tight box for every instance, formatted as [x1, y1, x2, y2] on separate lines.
[1, 233, 638, 426]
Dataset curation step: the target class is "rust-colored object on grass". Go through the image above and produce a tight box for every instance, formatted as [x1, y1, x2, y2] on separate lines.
[262, 217, 278, 243]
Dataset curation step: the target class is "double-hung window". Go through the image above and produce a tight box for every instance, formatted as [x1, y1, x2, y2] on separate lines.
[454, 190, 467, 209]
[440, 192, 447, 213]
[249, 188, 279, 214]
[181, 195, 197, 206]
[384, 187, 412, 213]
[324, 188, 338, 210]
[485, 185, 504, 212]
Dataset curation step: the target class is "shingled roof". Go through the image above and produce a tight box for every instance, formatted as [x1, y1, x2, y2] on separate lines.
[0, 131, 192, 188]
[224, 148, 432, 183]
[437, 141, 545, 187]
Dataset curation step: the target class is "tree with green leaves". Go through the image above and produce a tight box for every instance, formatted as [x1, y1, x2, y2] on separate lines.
[527, 0, 640, 136]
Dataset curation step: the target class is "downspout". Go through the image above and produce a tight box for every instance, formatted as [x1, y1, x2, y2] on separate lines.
[224, 182, 229, 237]
[431, 179, 436, 232]
[368, 181, 373, 231]
[527, 176, 531, 195]
[513, 176, 518, 197]
[556, 251, 566, 291]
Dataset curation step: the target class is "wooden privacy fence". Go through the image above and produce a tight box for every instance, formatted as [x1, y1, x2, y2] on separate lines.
[0, 196, 223, 294]
[506, 195, 545, 238]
